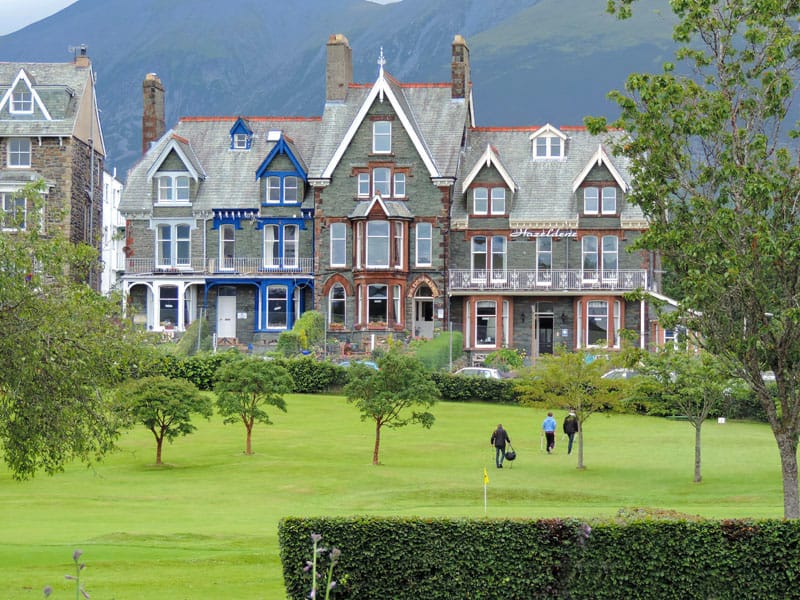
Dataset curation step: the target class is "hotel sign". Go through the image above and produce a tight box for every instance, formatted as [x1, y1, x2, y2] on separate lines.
[510, 228, 578, 239]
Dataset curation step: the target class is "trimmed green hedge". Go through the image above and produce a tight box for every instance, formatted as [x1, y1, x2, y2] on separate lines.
[279, 516, 800, 599]
[431, 372, 520, 404]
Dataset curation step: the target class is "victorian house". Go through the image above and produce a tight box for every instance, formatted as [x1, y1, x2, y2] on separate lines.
[0, 47, 105, 288]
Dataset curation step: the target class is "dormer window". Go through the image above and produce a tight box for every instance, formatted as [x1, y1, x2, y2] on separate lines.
[157, 174, 190, 202]
[233, 133, 249, 150]
[8, 138, 31, 167]
[373, 121, 391, 153]
[491, 188, 505, 214]
[535, 136, 562, 158]
[472, 187, 506, 216]
[265, 175, 300, 204]
[583, 186, 617, 215]
[11, 90, 33, 114]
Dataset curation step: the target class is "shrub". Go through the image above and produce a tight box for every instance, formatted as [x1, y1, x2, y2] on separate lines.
[431, 372, 519, 404]
[412, 332, 463, 372]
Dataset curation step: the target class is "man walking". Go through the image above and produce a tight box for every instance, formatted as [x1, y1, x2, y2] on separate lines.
[542, 412, 557, 454]
[490, 424, 511, 468]
[563, 410, 579, 455]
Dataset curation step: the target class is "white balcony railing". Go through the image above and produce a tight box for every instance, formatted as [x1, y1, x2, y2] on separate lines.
[448, 269, 648, 291]
[124, 257, 314, 275]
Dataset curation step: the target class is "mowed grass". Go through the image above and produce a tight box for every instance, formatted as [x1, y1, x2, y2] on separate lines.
[0, 394, 783, 599]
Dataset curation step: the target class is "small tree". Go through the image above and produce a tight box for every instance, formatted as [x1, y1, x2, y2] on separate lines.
[344, 348, 439, 465]
[115, 376, 212, 465]
[635, 348, 726, 483]
[516, 347, 623, 469]
[214, 358, 293, 454]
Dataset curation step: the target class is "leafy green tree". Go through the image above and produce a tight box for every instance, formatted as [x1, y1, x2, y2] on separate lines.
[635, 349, 727, 482]
[214, 358, 293, 454]
[115, 376, 212, 465]
[344, 349, 439, 465]
[0, 181, 143, 479]
[593, 0, 800, 517]
[516, 348, 624, 469]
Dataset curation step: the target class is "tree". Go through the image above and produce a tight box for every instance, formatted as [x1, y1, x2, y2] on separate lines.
[115, 376, 212, 465]
[634, 349, 727, 482]
[214, 358, 293, 454]
[516, 348, 624, 469]
[344, 348, 439, 465]
[0, 181, 143, 479]
[591, 0, 800, 517]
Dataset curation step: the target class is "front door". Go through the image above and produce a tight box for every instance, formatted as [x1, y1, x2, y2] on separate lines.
[217, 293, 237, 339]
[414, 298, 434, 338]
[537, 316, 554, 355]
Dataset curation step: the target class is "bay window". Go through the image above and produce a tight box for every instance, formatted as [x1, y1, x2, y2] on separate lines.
[366, 221, 390, 267]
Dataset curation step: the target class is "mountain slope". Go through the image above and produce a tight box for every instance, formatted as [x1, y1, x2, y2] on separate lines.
[0, 0, 675, 177]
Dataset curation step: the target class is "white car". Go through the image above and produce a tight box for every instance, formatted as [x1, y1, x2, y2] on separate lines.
[454, 367, 502, 379]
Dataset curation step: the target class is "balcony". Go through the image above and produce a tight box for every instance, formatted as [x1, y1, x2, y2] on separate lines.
[124, 257, 314, 276]
[448, 269, 648, 292]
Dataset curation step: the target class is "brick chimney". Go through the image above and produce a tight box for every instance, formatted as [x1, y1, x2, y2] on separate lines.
[74, 45, 90, 68]
[326, 34, 352, 102]
[451, 34, 470, 99]
[142, 73, 165, 154]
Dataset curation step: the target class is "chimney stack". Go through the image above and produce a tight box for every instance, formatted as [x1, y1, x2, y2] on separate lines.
[142, 73, 165, 154]
[326, 34, 352, 102]
[451, 34, 470, 99]
[74, 45, 90, 68]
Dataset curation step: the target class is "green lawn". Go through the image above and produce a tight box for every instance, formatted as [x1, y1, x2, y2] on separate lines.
[0, 394, 783, 599]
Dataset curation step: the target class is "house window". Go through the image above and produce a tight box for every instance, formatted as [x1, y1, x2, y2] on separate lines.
[582, 236, 598, 279]
[473, 188, 488, 215]
[472, 236, 487, 273]
[471, 236, 506, 281]
[330, 222, 347, 267]
[392, 221, 403, 268]
[602, 235, 618, 276]
[157, 223, 191, 268]
[220, 224, 235, 270]
[537, 236, 552, 284]
[267, 285, 288, 329]
[264, 225, 279, 268]
[356, 168, 405, 198]
[368, 284, 388, 323]
[284, 177, 298, 202]
[476, 300, 497, 347]
[583, 235, 619, 279]
[329, 284, 346, 326]
[373, 167, 390, 196]
[1, 192, 26, 230]
[393, 285, 402, 325]
[584, 188, 599, 214]
[266, 177, 281, 203]
[263, 224, 297, 268]
[491, 236, 506, 279]
[587, 300, 608, 347]
[602, 187, 617, 214]
[366, 221, 390, 267]
[358, 173, 370, 196]
[233, 133, 249, 149]
[373, 121, 391, 153]
[264, 176, 300, 204]
[11, 90, 32, 113]
[491, 188, 505, 215]
[394, 173, 406, 197]
[159, 286, 179, 327]
[157, 175, 190, 202]
[416, 222, 432, 266]
[8, 138, 31, 167]
[534, 136, 562, 158]
[284, 224, 298, 268]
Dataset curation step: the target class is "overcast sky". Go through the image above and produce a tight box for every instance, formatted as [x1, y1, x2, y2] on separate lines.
[0, 0, 77, 36]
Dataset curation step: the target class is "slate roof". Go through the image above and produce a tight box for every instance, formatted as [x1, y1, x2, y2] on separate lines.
[455, 127, 646, 227]
[0, 62, 91, 137]
[120, 116, 320, 214]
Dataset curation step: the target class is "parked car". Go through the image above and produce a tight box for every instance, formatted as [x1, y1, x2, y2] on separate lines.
[453, 367, 502, 379]
[601, 368, 640, 380]
[338, 360, 379, 371]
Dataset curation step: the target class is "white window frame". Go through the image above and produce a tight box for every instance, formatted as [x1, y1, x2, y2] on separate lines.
[156, 223, 191, 268]
[330, 222, 347, 267]
[582, 236, 599, 281]
[266, 176, 281, 204]
[284, 224, 298, 268]
[358, 173, 370, 197]
[1, 191, 26, 230]
[373, 121, 391, 153]
[373, 167, 391, 197]
[394, 173, 406, 197]
[329, 284, 346, 326]
[586, 300, 609, 347]
[584, 187, 599, 214]
[536, 236, 552, 285]
[392, 221, 403, 269]
[267, 285, 288, 329]
[490, 188, 505, 215]
[473, 188, 488, 215]
[284, 176, 299, 203]
[264, 225, 279, 269]
[393, 285, 402, 325]
[233, 133, 248, 149]
[602, 187, 617, 214]
[156, 174, 190, 203]
[367, 284, 388, 323]
[475, 300, 497, 348]
[366, 220, 390, 268]
[8, 138, 31, 168]
[10, 89, 33, 114]
[416, 222, 432, 266]
[471, 236, 487, 279]
[534, 136, 562, 159]
[491, 236, 506, 282]
[220, 224, 235, 271]
[602, 235, 618, 280]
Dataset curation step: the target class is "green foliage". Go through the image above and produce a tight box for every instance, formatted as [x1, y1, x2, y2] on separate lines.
[214, 358, 293, 454]
[411, 331, 462, 372]
[430, 372, 520, 404]
[276, 330, 303, 357]
[174, 316, 212, 356]
[276, 311, 325, 356]
[281, 516, 800, 599]
[274, 356, 344, 393]
[485, 347, 525, 372]
[0, 181, 144, 479]
[344, 348, 439, 464]
[114, 375, 212, 465]
[598, 0, 800, 516]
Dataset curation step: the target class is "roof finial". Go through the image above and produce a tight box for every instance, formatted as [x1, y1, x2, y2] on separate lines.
[378, 47, 386, 77]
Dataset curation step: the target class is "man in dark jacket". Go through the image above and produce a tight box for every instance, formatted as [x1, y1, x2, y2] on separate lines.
[490, 424, 511, 468]
[563, 411, 579, 455]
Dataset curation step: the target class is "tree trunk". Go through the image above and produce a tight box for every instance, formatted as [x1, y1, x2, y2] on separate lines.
[776, 430, 800, 519]
[245, 424, 253, 455]
[155, 436, 163, 465]
[693, 423, 702, 483]
[373, 422, 382, 465]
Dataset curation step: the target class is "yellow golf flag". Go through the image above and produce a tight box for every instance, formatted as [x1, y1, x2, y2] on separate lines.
[483, 466, 489, 485]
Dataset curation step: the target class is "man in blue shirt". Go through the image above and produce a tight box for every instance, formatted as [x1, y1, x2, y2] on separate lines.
[542, 412, 557, 454]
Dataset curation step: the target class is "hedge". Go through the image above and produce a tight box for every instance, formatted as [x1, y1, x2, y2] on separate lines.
[279, 516, 800, 599]
[431, 372, 520, 404]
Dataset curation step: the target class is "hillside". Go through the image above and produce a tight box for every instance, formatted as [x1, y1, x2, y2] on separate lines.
[0, 0, 675, 177]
